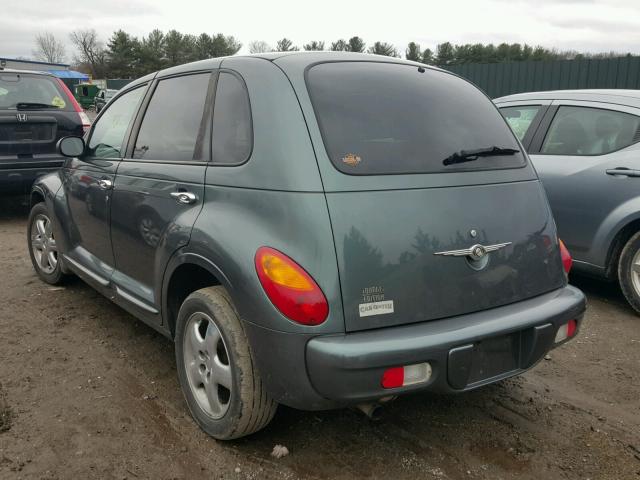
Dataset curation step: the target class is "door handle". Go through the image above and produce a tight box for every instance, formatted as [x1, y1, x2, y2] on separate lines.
[170, 191, 197, 204]
[606, 168, 640, 177]
[98, 179, 113, 189]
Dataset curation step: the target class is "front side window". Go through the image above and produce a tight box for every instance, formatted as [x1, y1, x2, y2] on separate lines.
[500, 105, 541, 141]
[87, 86, 145, 159]
[306, 62, 525, 175]
[541, 106, 640, 156]
[212, 72, 252, 164]
[133, 73, 211, 162]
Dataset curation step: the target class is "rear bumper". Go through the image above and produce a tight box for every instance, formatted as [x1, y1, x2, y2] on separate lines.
[0, 158, 63, 193]
[246, 285, 585, 410]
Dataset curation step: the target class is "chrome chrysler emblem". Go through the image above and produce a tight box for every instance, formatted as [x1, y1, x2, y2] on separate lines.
[16, 113, 28, 122]
[433, 242, 512, 259]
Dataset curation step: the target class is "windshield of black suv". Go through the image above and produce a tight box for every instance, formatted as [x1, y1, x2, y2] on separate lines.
[306, 62, 525, 175]
[0, 73, 71, 111]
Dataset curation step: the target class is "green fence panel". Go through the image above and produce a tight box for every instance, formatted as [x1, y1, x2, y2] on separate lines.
[446, 56, 640, 98]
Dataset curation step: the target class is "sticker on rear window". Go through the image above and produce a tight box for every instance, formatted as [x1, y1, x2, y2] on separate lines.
[341, 153, 361, 166]
[51, 96, 66, 108]
[359, 300, 394, 317]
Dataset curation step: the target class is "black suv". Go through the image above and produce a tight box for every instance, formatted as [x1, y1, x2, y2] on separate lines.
[0, 69, 89, 195]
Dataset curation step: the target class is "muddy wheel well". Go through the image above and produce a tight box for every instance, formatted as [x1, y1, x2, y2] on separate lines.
[166, 263, 221, 338]
[605, 218, 640, 279]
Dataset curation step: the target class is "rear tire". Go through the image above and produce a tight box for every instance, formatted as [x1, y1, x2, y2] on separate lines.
[27, 202, 67, 285]
[618, 230, 640, 315]
[175, 286, 277, 440]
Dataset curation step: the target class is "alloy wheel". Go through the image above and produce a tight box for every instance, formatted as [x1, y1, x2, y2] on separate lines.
[31, 214, 58, 274]
[183, 312, 233, 419]
[630, 247, 640, 298]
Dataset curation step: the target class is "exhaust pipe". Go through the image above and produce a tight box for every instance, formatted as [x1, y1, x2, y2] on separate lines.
[355, 397, 396, 421]
[356, 403, 383, 421]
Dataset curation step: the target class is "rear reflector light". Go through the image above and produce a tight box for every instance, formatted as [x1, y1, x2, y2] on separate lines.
[255, 246, 328, 325]
[555, 319, 578, 343]
[559, 239, 572, 274]
[382, 363, 432, 389]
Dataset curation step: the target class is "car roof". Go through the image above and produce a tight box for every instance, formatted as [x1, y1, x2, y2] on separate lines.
[0, 68, 56, 78]
[123, 51, 445, 91]
[495, 89, 640, 108]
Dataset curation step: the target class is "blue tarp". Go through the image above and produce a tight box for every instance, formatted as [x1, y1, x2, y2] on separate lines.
[47, 69, 89, 79]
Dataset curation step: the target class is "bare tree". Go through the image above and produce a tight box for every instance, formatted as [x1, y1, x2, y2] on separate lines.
[69, 29, 105, 77]
[33, 32, 66, 64]
[249, 40, 272, 54]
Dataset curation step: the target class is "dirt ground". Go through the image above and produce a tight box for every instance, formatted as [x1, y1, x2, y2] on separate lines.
[0, 195, 638, 480]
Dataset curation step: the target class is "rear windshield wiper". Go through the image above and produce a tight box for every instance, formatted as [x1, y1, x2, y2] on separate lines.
[15, 102, 59, 110]
[443, 146, 520, 166]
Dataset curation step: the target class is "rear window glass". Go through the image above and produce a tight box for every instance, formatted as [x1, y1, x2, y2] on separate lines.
[306, 62, 525, 175]
[0, 73, 70, 111]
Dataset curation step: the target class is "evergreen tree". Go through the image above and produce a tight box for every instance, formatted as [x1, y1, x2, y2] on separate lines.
[422, 48, 435, 65]
[435, 42, 455, 66]
[303, 41, 325, 51]
[136, 29, 166, 74]
[347, 36, 366, 53]
[405, 42, 422, 62]
[106, 30, 138, 78]
[164, 30, 184, 66]
[368, 41, 398, 57]
[330, 39, 348, 51]
[275, 38, 298, 52]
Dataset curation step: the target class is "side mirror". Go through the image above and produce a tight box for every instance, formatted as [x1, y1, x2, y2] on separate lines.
[57, 136, 85, 158]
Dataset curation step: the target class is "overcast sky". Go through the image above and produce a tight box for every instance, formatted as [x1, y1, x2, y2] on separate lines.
[2, 0, 640, 61]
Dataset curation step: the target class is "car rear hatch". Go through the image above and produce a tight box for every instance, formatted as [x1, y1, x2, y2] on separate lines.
[0, 72, 83, 168]
[303, 61, 566, 332]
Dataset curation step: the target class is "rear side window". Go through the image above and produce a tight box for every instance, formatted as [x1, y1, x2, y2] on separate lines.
[87, 86, 145, 159]
[0, 73, 71, 111]
[133, 73, 211, 162]
[501, 105, 541, 141]
[212, 72, 252, 164]
[541, 106, 640, 156]
[306, 62, 524, 175]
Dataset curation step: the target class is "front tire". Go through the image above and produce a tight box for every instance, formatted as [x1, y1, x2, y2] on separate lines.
[27, 202, 66, 285]
[618, 231, 640, 314]
[175, 286, 277, 440]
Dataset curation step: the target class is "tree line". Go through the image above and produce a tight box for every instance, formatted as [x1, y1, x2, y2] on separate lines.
[31, 29, 634, 79]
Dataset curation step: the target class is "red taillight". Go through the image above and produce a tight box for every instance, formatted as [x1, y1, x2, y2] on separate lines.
[255, 247, 328, 325]
[55, 78, 91, 133]
[559, 239, 572, 274]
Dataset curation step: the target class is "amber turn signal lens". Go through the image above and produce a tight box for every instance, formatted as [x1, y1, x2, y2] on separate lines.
[255, 247, 329, 325]
[259, 253, 314, 291]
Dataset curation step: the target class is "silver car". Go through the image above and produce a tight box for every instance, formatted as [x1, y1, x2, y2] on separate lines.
[496, 90, 640, 313]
